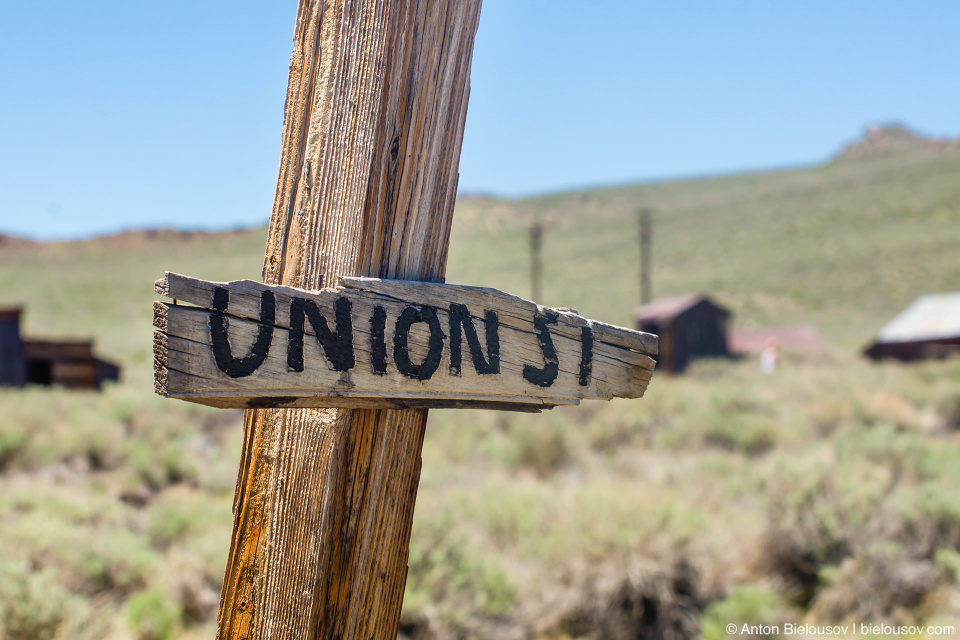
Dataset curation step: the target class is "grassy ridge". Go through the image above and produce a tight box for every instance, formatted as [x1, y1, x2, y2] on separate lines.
[0, 230, 266, 387]
[448, 146, 960, 346]
[1, 134, 959, 639]
[3, 140, 958, 364]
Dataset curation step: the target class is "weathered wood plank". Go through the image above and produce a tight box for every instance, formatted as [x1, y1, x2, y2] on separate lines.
[159, 271, 659, 357]
[153, 273, 656, 410]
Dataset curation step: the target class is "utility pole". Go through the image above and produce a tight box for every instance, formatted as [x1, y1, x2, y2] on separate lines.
[639, 208, 652, 305]
[530, 220, 543, 302]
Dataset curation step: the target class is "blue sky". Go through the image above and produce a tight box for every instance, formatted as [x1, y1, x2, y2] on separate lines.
[1, 1, 958, 239]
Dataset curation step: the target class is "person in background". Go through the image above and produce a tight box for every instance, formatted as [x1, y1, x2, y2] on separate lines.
[760, 339, 780, 375]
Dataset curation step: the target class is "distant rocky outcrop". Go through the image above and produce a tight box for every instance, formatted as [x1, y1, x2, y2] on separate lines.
[93, 227, 254, 248]
[0, 234, 35, 250]
[0, 227, 259, 251]
[836, 123, 960, 160]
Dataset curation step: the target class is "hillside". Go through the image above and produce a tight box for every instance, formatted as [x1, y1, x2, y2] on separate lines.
[1, 128, 960, 640]
[2, 124, 959, 363]
[447, 125, 960, 348]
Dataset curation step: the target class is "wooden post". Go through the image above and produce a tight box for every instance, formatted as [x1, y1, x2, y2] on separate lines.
[530, 220, 543, 302]
[639, 208, 652, 305]
[215, 1, 483, 638]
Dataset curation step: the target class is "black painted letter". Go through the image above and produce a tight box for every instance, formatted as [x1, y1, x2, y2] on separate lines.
[210, 287, 275, 378]
[393, 306, 444, 381]
[448, 304, 500, 376]
[370, 305, 388, 375]
[287, 297, 355, 372]
[523, 309, 559, 387]
[578, 325, 594, 387]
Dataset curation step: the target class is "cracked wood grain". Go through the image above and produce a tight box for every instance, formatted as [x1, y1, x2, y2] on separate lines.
[152, 273, 656, 409]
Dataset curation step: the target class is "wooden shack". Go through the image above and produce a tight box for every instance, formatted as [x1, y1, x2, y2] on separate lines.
[0, 307, 119, 390]
[635, 294, 730, 373]
[0, 307, 27, 386]
[864, 293, 960, 361]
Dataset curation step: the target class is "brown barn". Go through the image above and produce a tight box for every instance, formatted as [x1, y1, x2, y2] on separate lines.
[0, 306, 120, 390]
[864, 293, 960, 361]
[635, 294, 730, 373]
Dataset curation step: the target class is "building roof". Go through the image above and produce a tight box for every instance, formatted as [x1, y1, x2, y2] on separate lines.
[873, 293, 960, 344]
[728, 324, 824, 354]
[0, 307, 23, 322]
[23, 340, 95, 360]
[635, 294, 729, 323]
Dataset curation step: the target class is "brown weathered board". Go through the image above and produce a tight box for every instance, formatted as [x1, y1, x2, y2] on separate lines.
[154, 272, 657, 412]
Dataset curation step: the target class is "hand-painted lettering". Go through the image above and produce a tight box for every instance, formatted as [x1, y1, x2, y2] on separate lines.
[210, 286, 275, 378]
[158, 274, 658, 408]
[578, 325, 594, 387]
[448, 304, 500, 376]
[393, 305, 444, 381]
[206, 288, 599, 388]
[523, 309, 559, 387]
[370, 305, 388, 375]
[287, 297, 355, 372]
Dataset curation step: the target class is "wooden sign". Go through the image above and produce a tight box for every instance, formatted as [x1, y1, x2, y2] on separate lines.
[154, 272, 657, 412]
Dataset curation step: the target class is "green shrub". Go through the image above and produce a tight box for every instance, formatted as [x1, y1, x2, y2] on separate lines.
[807, 399, 855, 437]
[510, 480, 706, 564]
[934, 548, 960, 583]
[0, 565, 68, 640]
[474, 483, 543, 549]
[474, 562, 516, 617]
[834, 421, 941, 481]
[704, 413, 779, 455]
[654, 387, 783, 455]
[938, 392, 960, 430]
[128, 440, 197, 490]
[148, 502, 195, 549]
[69, 528, 156, 594]
[507, 417, 572, 477]
[405, 511, 516, 623]
[701, 586, 790, 640]
[127, 589, 181, 640]
[0, 425, 29, 472]
[894, 482, 960, 556]
[147, 488, 230, 550]
[812, 541, 940, 623]
[586, 414, 648, 453]
[756, 454, 885, 605]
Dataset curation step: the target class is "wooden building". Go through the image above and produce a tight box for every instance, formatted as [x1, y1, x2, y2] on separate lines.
[0, 307, 119, 390]
[635, 294, 730, 373]
[0, 307, 27, 386]
[864, 293, 960, 361]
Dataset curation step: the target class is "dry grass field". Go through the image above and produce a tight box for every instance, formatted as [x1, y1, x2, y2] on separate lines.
[1, 126, 959, 639]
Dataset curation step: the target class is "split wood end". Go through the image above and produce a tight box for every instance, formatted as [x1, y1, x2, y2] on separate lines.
[154, 273, 170, 296]
[153, 302, 169, 332]
[153, 331, 168, 396]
